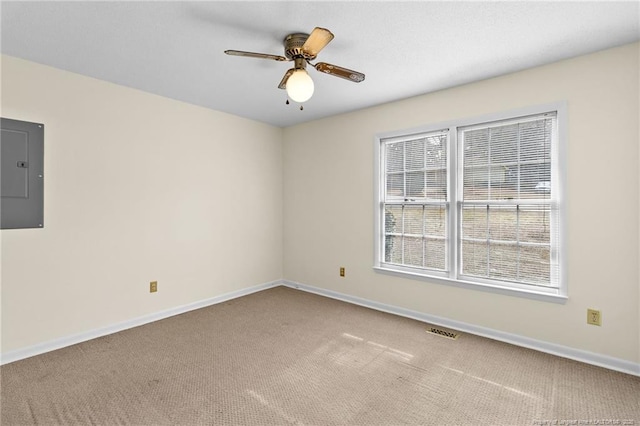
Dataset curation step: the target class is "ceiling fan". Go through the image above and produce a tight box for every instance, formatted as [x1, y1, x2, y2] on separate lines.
[225, 27, 365, 107]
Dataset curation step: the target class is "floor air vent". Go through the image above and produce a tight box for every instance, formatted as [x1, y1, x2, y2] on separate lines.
[426, 327, 460, 340]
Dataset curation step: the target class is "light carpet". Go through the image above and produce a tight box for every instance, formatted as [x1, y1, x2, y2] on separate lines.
[2, 286, 639, 425]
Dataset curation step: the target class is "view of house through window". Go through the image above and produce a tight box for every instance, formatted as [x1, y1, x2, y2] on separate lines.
[376, 106, 563, 298]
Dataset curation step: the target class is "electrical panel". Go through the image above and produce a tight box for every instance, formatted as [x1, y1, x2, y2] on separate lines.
[1, 118, 44, 229]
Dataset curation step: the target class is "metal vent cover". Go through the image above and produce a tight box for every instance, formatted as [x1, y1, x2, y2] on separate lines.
[426, 327, 460, 340]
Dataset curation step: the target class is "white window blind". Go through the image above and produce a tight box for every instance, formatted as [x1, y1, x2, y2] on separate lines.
[458, 113, 559, 289]
[375, 105, 565, 300]
[382, 130, 448, 272]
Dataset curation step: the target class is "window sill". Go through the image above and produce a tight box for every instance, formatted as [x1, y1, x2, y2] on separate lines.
[373, 266, 567, 304]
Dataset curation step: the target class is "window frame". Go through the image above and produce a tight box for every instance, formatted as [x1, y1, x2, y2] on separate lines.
[373, 103, 567, 303]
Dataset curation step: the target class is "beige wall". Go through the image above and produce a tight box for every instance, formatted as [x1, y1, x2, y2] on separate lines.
[0, 55, 283, 353]
[283, 43, 640, 363]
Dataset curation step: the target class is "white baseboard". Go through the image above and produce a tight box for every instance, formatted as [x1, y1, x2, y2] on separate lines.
[1, 280, 280, 366]
[281, 280, 640, 377]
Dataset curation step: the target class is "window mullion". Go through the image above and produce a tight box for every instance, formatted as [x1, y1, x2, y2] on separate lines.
[488, 128, 492, 200]
[450, 128, 458, 279]
[402, 142, 407, 200]
[401, 204, 405, 265]
[485, 204, 490, 277]
[423, 139, 427, 269]
[422, 204, 426, 268]
[517, 123, 521, 199]
[516, 204, 521, 281]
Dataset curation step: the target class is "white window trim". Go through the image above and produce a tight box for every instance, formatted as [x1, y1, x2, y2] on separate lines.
[373, 102, 568, 303]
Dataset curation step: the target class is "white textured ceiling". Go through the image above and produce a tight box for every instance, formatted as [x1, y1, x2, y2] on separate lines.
[1, 1, 639, 128]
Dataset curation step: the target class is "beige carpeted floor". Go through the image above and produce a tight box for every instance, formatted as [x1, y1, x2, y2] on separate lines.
[1, 286, 639, 425]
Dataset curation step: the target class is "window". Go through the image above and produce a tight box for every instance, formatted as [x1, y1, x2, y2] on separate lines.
[375, 104, 565, 301]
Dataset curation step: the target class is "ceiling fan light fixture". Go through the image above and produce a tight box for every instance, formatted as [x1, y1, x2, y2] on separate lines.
[286, 69, 314, 103]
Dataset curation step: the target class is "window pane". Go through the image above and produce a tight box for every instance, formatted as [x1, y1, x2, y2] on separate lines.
[520, 119, 551, 162]
[403, 205, 423, 236]
[426, 169, 447, 200]
[384, 205, 402, 234]
[386, 236, 403, 264]
[489, 124, 518, 165]
[463, 129, 489, 166]
[519, 245, 550, 285]
[520, 119, 552, 200]
[425, 205, 446, 237]
[489, 177, 517, 201]
[487, 123, 516, 200]
[426, 238, 446, 270]
[463, 166, 489, 200]
[520, 206, 550, 244]
[403, 236, 423, 267]
[386, 142, 404, 173]
[461, 205, 487, 240]
[426, 134, 447, 201]
[426, 134, 447, 169]
[406, 171, 424, 198]
[520, 163, 551, 200]
[488, 243, 519, 281]
[386, 173, 404, 199]
[488, 206, 517, 241]
[405, 138, 425, 171]
[461, 239, 487, 277]
[488, 124, 519, 201]
[384, 206, 402, 263]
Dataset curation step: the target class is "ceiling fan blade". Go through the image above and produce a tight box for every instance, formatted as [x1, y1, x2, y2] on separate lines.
[314, 62, 365, 83]
[278, 68, 295, 89]
[224, 50, 288, 62]
[301, 27, 334, 58]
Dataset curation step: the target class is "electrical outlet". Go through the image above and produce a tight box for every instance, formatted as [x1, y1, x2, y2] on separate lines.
[587, 309, 601, 326]
[150, 281, 158, 293]
[339, 267, 345, 277]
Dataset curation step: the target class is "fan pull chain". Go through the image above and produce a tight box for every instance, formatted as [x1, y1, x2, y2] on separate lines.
[284, 98, 304, 111]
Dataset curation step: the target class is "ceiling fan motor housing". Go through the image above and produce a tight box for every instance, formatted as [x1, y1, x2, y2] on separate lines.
[284, 33, 313, 60]
[225, 27, 365, 96]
